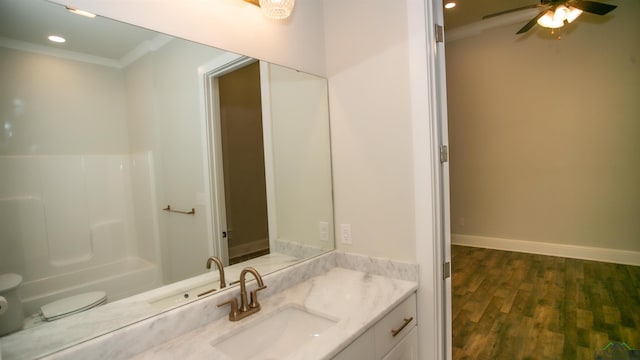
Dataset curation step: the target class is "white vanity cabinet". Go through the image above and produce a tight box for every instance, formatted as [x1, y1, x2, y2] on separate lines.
[381, 327, 418, 360]
[333, 293, 417, 360]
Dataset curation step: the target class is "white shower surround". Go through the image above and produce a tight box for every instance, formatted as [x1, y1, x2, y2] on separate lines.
[0, 152, 162, 316]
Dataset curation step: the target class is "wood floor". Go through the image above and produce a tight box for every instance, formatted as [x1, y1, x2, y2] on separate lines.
[451, 245, 640, 360]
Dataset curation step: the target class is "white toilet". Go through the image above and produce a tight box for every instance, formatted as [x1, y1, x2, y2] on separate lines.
[40, 291, 107, 321]
[0, 273, 24, 336]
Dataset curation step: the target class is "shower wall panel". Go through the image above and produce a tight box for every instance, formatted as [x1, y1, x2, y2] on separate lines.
[0, 154, 152, 284]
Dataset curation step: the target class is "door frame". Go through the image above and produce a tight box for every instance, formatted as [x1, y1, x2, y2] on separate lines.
[431, 0, 452, 358]
[413, 0, 451, 359]
[257, 62, 279, 251]
[198, 53, 277, 265]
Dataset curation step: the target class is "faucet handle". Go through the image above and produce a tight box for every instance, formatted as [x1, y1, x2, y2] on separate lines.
[218, 297, 240, 321]
[249, 285, 267, 309]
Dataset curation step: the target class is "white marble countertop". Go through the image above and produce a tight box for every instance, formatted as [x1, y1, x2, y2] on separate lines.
[0, 253, 301, 360]
[130, 267, 417, 360]
[4, 251, 418, 360]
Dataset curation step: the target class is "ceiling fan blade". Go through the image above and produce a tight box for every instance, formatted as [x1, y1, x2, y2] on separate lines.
[516, 10, 548, 34]
[482, 4, 540, 20]
[571, 0, 617, 15]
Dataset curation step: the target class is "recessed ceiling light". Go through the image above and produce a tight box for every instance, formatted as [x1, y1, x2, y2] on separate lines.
[65, 6, 96, 18]
[445, 2, 456, 9]
[48, 35, 66, 43]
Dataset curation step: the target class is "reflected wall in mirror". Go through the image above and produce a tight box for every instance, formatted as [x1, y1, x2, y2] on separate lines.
[0, 0, 334, 357]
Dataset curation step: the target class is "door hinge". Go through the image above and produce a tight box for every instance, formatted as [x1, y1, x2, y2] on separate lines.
[435, 24, 444, 43]
[443, 262, 451, 279]
[440, 145, 449, 163]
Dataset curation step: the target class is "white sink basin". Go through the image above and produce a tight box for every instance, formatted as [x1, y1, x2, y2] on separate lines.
[211, 306, 337, 359]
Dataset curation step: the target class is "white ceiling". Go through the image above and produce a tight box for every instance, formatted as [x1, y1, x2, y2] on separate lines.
[0, 0, 159, 60]
[0, 0, 617, 58]
[443, 0, 620, 31]
[443, 0, 541, 29]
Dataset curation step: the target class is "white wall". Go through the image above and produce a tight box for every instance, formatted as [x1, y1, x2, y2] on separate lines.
[323, 0, 418, 261]
[267, 63, 334, 249]
[152, 39, 223, 282]
[0, 47, 129, 154]
[124, 39, 230, 283]
[43, 0, 443, 357]
[124, 55, 156, 153]
[446, 0, 640, 258]
[123, 56, 161, 265]
[323, 0, 441, 358]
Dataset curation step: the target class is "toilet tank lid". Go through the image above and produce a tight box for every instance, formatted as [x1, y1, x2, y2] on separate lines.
[0, 274, 22, 292]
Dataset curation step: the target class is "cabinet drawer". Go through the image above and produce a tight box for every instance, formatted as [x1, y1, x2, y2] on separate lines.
[382, 327, 418, 360]
[332, 327, 375, 360]
[374, 293, 417, 357]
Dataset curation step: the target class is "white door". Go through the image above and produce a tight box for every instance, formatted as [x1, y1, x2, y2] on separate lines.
[431, 0, 453, 358]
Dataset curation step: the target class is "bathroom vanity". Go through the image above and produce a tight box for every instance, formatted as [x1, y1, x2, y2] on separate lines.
[333, 294, 417, 359]
[27, 251, 418, 359]
[130, 268, 417, 359]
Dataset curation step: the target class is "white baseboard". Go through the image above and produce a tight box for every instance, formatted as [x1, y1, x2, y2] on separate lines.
[452, 234, 640, 267]
[228, 238, 269, 259]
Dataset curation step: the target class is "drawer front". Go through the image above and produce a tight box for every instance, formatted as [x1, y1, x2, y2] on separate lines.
[332, 327, 375, 360]
[374, 293, 417, 357]
[381, 327, 418, 360]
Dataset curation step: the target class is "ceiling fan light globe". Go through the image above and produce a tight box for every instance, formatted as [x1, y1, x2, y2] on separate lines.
[566, 6, 583, 23]
[554, 5, 570, 22]
[537, 11, 565, 28]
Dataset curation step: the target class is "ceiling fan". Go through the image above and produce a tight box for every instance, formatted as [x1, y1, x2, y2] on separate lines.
[483, 0, 617, 34]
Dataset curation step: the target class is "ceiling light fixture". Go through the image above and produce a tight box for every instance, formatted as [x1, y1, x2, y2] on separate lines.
[537, 5, 583, 29]
[48, 35, 66, 43]
[65, 6, 96, 18]
[444, 2, 456, 9]
[243, 0, 295, 20]
[538, 5, 582, 29]
[486, 0, 616, 35]
[565, 6, 583, 23]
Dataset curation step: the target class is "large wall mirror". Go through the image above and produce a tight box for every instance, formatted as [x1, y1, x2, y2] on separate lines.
[0, 0, 334, 357]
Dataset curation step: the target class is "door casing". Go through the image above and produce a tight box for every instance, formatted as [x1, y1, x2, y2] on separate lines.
[198, 54, 277, 265]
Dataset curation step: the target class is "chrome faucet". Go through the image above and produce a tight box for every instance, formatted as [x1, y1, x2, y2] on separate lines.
[217, 267, 267, 321]
[206, 256, 227, 289]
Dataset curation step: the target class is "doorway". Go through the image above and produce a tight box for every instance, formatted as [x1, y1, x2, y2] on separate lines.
[442, 3, 640, 358]
[202, 58, 271, 266]
[216, 62, 270, 264]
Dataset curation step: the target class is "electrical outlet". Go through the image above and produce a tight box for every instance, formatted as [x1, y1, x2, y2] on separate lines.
[319, 221, 329, 242]
[340, 224, 352, 245]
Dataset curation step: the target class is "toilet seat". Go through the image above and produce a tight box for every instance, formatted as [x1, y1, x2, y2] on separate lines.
[41, 291, 107, 321]
[0, 274, 22, 292]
